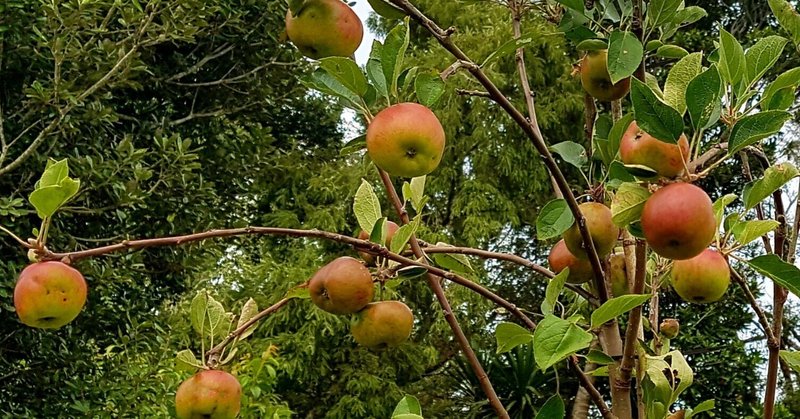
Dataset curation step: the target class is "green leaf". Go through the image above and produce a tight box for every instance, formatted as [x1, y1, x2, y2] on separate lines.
[340, 134, 366, 156]
[175, 349, 203, 372]
[29, 180, 80, 219]
[304, 69, 362, 109]
[354, 179, 382, 234]
[689, 400, 716, 417]
[630, 78, 684, 143]
[367, 49, 389, 101]
[743, 163, 799, 210]
[415, 71, 445, 108]
[656, 45, 689, 59]
[611, 182, 651, 227]
[712, 193, 737, 230]
[673, 6, 708, 26]
[761, 67, 800, 110]
[745, 36, 788, 86]
[747, 254, 800, 298]
[647, 0, 682, 27]
[236, 298, 259, 341]
[645, 40, 664, 52]
[190, 292, 209, 335]
[534, 395, 565, 419]
[549, 141, 588, 169]
[482, 32, 539, 67]
[779, 350, 800, 373]
[591, 294, 650, 329]
[728, 111, 792, 155]
[607, 30, 643, 84]
[318, 57, 368, 97]
[686, 65, 722, 130]
[769, 0, 800, 47]
[370, 217, 388, 245]
[204, 295, 227, 338]
[763, 86, 797, 111]
[607, 160, 636, 189]
[382, 20, 410, 96]
[541, 269, 569, 316]
[554, 0, 584, 13]
[576, 38, 608, 51]
[536, 199, 575, 240]
[367, 0, 406, 19]
[396, 265, 428, 280]
[586, 349, 615, 365]
[533, 314, 593, 371]
[731, 219, 780, 247]
[429, 242, 473, 274]
[718, 29, 746, 87]
[496, 322, 534, 354]
[608, 114, 634, 160]
[391, 215, 420, 253]
[37, 158, 70, 188]
[392, 395, 423, 417]
[663, 52, 702, 115]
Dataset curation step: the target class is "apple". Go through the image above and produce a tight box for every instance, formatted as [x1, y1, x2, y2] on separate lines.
[563, 202, 620, 260]
[641, 183, 716, 260]
[580, 50, 631, 102]
[13, 261, 88, 329]
[660, 318, 680, 338]
[609, 252, 629, 297]
[366, 102, 446, 178]
[351, 300, 413, 348]
[175, 370, 242, 419]
[670, 249, 730, 303]
[620, 121, 690, 178]
[285, 0, 363, 59]
[547, 239, 594, 284]
[357, 220, 400, 265]
[309, 256, 374, 314]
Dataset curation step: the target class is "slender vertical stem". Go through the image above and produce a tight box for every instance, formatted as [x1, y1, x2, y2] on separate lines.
[377, 169, 510, 419]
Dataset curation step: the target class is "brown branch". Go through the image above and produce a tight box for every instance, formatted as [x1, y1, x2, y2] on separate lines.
[206, 297, 292, 368]
[570, 355, 616, 419]
[616, 240, 646, 418]
[420, 245, 599, 306]
[164, 43, 234, 82]
[376, 169, 510, 419]
[166, 60, 299, 87]
[386, 0, 609, 302]
[687, 142, 728, 174]
[730, 269, 776, 344]
[455, 88, 491, 98]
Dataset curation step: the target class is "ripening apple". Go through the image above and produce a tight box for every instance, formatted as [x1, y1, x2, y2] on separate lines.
[357, 221, 400, 265]
[641, 183, 716, 260]
[175, 370, 242, 419]
[660, 318, 680, 338]
[609, 252, 629, 297]
[351, 300, 413, 349]
[670, 249, 730, 303]
[620, 121, 690, 178]
[580, 50, 631, 102]
[285, 0, 363, 59]
[309, 256, 374, 314]
[548, 239, 593, 284]
[562, 202, 620, 260]
[366, 102, 446, 178]
[13, 261, 88, 329]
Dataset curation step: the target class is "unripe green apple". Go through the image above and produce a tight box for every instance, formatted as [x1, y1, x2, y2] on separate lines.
[563, 202, 620, 260]
[660, 318, 680, 338]
[309, 256, 374, 314]
[366, 102, 446, 178]
[13, 261, 87, 329]
[175, 370, 242, 419]
[547, 239, 593, 284]
[609, 252, 629, 297]
[285, 0, 363, 59]
[580, 50, 631, 102]
[351, 300, 413, 348]
[641, 183, 716, 260]
[670, 249, 730, 303]
[620, 121, 690, 178]
[357, 221, 400, 265]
